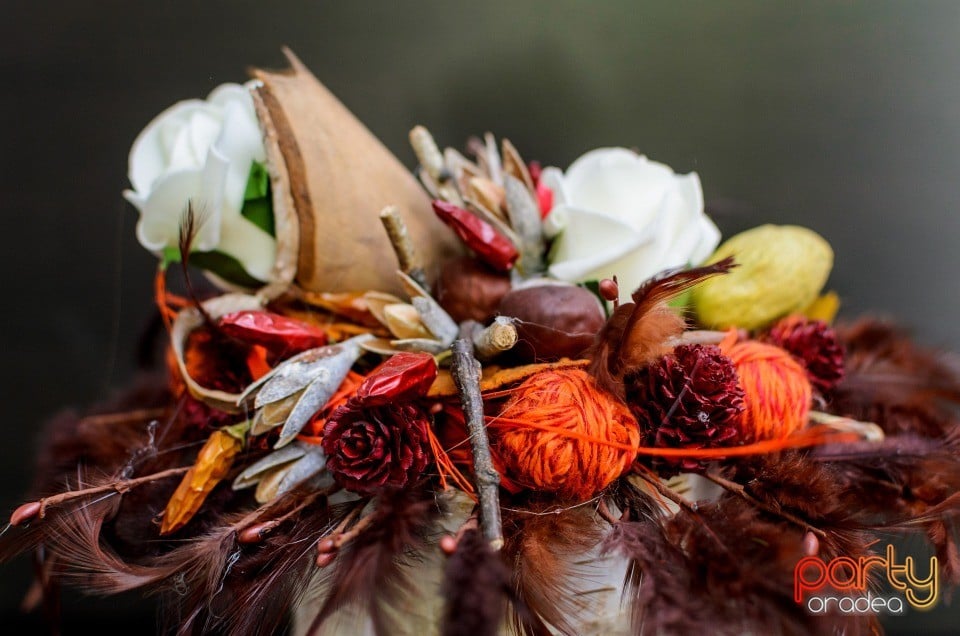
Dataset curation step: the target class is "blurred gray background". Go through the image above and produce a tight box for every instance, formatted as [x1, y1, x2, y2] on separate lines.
[3, 0, 959, 633]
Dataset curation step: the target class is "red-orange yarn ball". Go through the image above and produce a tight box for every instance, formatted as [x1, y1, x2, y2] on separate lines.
[488, 368, 640, 501]
[721, 340, 812, 441]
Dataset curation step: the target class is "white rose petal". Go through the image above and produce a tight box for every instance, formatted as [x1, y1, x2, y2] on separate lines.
[545, 148, 721, 301]
[124, 82, 275, 285]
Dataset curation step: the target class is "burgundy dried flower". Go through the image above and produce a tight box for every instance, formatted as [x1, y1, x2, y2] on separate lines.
[624, 344, 745, 476]
[322, 400, 431, 494]
[765, 316, 845, 393]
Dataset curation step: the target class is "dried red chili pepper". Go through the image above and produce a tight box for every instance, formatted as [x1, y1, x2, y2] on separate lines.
[219, 310, 328, 354]
[354, 352, 438, 407]
[432, 200, 519, 271]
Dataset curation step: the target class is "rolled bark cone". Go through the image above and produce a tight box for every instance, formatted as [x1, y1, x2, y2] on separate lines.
[251, 48, 460, 295]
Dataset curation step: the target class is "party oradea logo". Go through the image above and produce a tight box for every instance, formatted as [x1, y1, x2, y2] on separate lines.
[794, 545, 938, 616]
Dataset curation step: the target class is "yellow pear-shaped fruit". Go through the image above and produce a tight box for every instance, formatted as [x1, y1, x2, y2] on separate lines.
[691, 224, 833, 330]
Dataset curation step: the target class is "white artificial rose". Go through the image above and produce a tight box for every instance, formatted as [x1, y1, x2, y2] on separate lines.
[123, 82, 276, 283]
[543, 148, 721, 301]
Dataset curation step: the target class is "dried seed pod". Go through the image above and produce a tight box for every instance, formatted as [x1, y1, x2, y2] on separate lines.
[252, 50, 461, 295]
[161, 428, 244, 535]
[497, 283, 605, 362]
[691, 224, 833, 330]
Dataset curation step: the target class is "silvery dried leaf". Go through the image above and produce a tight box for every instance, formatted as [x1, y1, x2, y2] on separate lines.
[390, 337, 450, 355]
[247, 334, 370, 408]
[233, 442, 307, 490]
[274, 359, 354, 449]
[412, 296, 457, 346]
[504, 174, 545, 275]
[277, 448, 328, 497]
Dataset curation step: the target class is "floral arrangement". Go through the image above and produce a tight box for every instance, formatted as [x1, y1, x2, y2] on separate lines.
[4, 50, 960, 636]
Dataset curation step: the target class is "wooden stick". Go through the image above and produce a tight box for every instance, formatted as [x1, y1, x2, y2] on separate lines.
[703, 471, 826, 538]
[451, 337, 503, 549]
[380, 206, 428, 289]
[471, 317, 518, 360]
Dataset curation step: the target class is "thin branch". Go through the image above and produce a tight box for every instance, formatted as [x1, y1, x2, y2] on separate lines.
[703, 471, 827, 538]
[17, 466, 191, 523]
[451, 337, 503, 550]
[379, 206, 428, 289]
[78, 408, 169, 427]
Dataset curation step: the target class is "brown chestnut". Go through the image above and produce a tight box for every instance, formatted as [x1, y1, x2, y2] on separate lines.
[434, 256, 512, 324]
[497, 283, 606, 363]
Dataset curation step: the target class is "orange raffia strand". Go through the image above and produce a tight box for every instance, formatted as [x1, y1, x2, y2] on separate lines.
[297, 370, 366, 443]
[488, 413, 860, 459]
[246, 345, 272, 381]
[425, 424, 476, 497]
[160, 428, 243, 535]
[153, 266, 189, 331]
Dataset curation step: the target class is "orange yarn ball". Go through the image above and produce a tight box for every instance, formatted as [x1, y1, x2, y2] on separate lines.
[722, 340, 812, 441]
[488, 369, 640, 501]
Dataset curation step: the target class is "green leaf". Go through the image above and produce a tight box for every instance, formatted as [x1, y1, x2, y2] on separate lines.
[241, 197, 275, 236]
[190, 250, 265, 289]
[240, 161, 275, 236]
[161, 246, 182, 269]
[244, 161, 270, 201]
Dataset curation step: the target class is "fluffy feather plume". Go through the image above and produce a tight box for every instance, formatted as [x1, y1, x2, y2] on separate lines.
[589, 258, 736, 397]
[500, 500, 606, 636]
[440, 527, 512, 636]
[307, 488, 439, 636]
[602, 495, 877, 636]
[831, 319, 960, 438]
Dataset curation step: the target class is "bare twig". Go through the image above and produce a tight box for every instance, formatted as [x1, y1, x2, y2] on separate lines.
[78, 408, 168, 427]
[703, 471, 827, 538]
[14, 466, 191, 523]
[470, 317, 518, 360]
[380, 206, 428, 289]
[451, 337, 503, 549]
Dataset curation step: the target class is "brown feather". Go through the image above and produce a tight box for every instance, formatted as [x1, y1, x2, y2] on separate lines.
[307, 488, 439, 636]
[501, 500, 605, 636]
[440, 527, 512, 636]
[588, 258, 736, 397]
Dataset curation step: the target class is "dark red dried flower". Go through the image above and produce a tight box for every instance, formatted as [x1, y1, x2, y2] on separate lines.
[624, 344, 745, 475]
[765, 316, 845, 393]
[322, 400, 431, 494]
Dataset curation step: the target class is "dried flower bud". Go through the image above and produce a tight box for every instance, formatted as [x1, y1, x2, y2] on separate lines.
[625, 344, 745, 477]
[497, 283, 605, 363]
[322, 401, 431, 495]
[765, 315, 845, 393]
